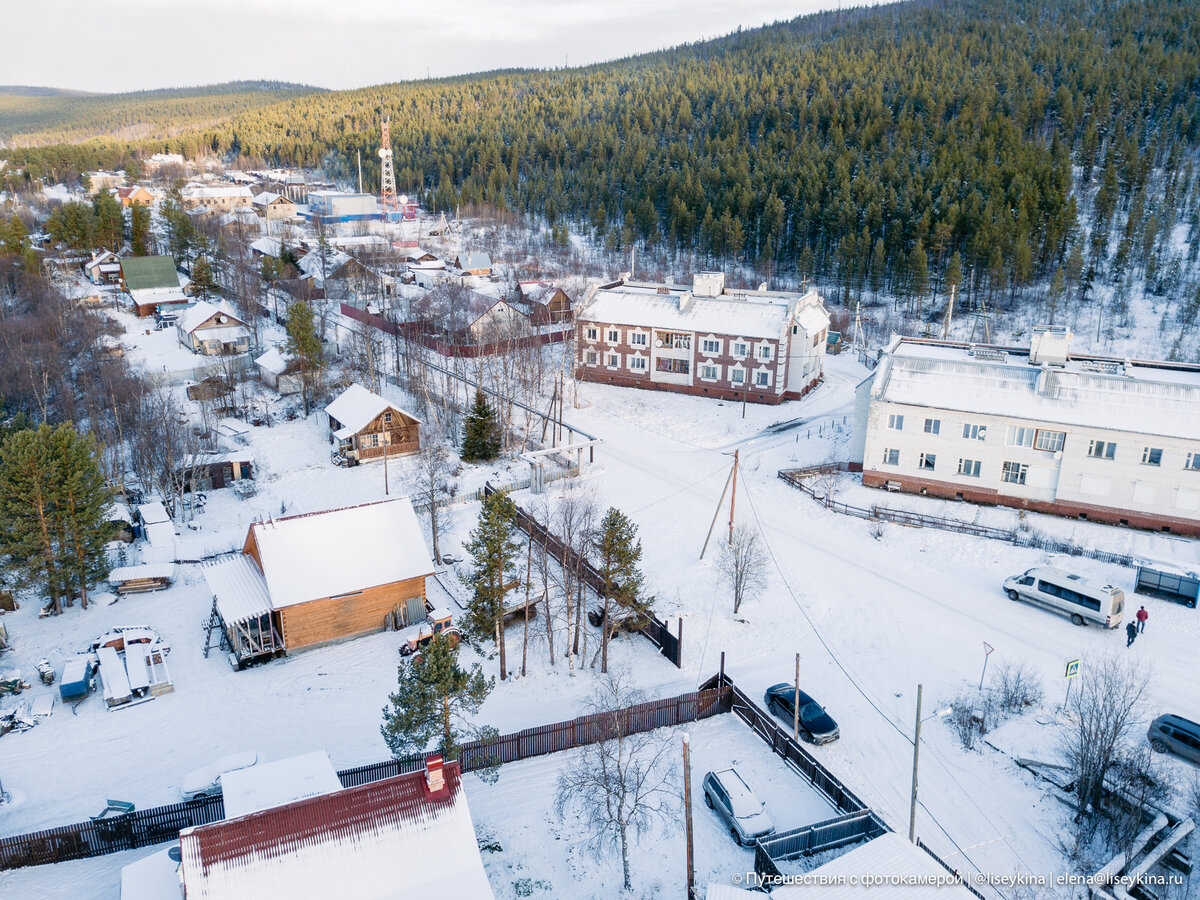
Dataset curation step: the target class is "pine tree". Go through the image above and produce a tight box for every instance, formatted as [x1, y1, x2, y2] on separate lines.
[285, 300, 323, 415]
[190, 254, 218, 300]
[465, 489, 522, 680]
[380, 634, 493, 761]
[0, 425, 111, 614]
[93, 191, 124, 252]
[593, 508, 648, 674]
[461, 389, 501, 461]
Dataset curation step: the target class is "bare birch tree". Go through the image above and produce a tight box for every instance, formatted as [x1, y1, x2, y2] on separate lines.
[553, 671, 679, 891]
[407, 432, 455, 564]
[718, 523, 769, 613]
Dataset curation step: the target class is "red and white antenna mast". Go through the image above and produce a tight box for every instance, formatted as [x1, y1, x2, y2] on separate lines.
[379, 118, 398, 218]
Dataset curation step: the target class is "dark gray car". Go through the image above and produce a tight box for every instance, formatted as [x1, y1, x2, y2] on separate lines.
[702, 768, 775, 846]
[764, 683, 840, 744]
[1148, 715, 1200, 766]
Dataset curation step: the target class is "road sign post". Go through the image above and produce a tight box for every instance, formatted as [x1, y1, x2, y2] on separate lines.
[1063, 659, 1081, 710]
[979, 641, 995, 690]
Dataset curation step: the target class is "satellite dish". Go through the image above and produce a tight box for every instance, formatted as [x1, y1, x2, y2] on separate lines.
[654, 339, 663, 348]
[378, 148, 388, 159]
[399, 195, 409, 205]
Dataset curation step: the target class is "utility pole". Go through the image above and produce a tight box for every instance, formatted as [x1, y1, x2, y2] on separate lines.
[793, 653, 801, 742]
[700, 462, 735, 560]
[728, 450, 739, 545]
[383, 432, 389, 496]
[909, 683, 923, 843]
[683, 732, 695, 900]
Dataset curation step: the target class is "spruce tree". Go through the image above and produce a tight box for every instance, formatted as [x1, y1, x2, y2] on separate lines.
[285, 300, 323, 415]
[464, 490, 522, 679]
[380, 634, 493, 761]
[129, 203, 151, 256]
[461, 389, 501, 461]
[594, 507, 648, 673]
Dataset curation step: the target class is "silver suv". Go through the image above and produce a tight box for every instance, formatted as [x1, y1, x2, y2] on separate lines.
[1148, 715, 1200, 766]
[702, 768, 775, 846]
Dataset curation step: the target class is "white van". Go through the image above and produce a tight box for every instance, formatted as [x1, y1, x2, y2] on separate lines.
[1002, 566, 1124, 628]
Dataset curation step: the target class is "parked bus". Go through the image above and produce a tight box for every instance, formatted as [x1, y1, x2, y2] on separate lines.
[1002, 566, 1124, 628]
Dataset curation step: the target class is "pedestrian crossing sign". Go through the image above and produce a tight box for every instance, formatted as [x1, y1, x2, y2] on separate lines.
[1065, 659, 1080, 679]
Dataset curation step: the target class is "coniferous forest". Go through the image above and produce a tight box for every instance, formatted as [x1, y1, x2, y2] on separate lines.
[4, 0, 1200, 321]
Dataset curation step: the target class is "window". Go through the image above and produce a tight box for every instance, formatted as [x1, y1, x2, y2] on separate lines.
[585, 351, 597, 364]
[882, 448, 900, 466]
[702, 339, 720, 354]
[888, 414, 904, 431]
[759, 344, 773, 360]
[962, 423, 987, 441]
[1001, 461, 1028, 484]
[383, 411, 393, 424]
[585, 327, 598, 341]
[924, 418, 941, 435]
[730, 369, 745, 384]
[658, 331, 691, 350]
[630, 332, 647, 346]
[630, 356, 647, 371]
[1034, 430, 1066, 452]
[607, 354, 619, 367]
[1188, 452, 1200, 471]
[656, 358, 690, 375]
[733, 342, 748, 357]
[1088, 440, 1116, 460]
[700, 364, 719, 379]
[958, 458, 981, 477]
[607, 329, 619, 343]
[755, 371, 770, 386]
[919, 453, 936, 471]
[1006, 426, 1034, 447]
[1037, 580, 1100, 611]
[1142, 447, 1162, 466]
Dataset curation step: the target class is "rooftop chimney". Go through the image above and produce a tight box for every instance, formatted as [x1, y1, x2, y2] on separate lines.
[424, 754, 445, 796]
[1029, 325, 1071, 367]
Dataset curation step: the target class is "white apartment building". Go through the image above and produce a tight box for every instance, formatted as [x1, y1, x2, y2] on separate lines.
[576, 272, 830, 404]
[852, 329, 1200, 536]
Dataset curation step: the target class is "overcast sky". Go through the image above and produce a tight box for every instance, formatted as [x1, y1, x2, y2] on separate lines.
[3, 1, 863, 94]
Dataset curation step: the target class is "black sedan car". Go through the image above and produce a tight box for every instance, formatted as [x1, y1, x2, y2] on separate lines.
[764, 683, 840, 744]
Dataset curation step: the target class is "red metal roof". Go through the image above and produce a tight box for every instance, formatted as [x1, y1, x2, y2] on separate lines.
[182, 762, 459, 873]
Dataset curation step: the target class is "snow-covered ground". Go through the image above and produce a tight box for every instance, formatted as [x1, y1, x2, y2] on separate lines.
[3, 353, 1199, 898]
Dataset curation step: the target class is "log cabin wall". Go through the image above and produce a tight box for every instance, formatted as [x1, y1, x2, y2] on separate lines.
[353, 410, 420, 459]
[279, 574, 428, 650]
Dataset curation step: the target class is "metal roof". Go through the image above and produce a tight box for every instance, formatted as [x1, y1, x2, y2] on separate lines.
[204, 556, 272, 625]
[120, 256, 180, 291]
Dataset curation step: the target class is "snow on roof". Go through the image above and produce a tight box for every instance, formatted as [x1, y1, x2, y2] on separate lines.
[796, 303, 831, 335]
[177, 300, 244, 335]
[120, 846, 182, 900]
[108, 564, 177, 584]
[182, 186, 253, 200]
[179, 761, 494, 900]
[297, 248, 351, 284]
[250, 236, 283, 257]
[582, 280, 820, 341]
[771, 833, 978, 899]
[253, 191, 291, 205]
[138, 502, 170, 525]
[204, 555, 273, 624]
[325, 383, 421, 433]
[255, 347, 292, 375]
[221, 751, 343, 819]
[455, 251, 491, 270]
[145, 521, 177, 553]
[874, 337, 1200, 441]
[248, 498, 434, 610]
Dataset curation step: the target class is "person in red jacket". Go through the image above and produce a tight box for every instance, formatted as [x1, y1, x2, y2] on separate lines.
[1136, 606, 1149, 633]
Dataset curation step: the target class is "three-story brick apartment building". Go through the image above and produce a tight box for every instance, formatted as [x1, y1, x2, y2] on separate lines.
[575, 272, 830, 404]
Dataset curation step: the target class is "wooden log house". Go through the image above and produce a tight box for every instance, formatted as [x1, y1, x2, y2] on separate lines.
[202, 498, 435, 668]
[325, 383, 421, 463]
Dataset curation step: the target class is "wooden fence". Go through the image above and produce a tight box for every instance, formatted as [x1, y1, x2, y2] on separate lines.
[778, 467, 1137, 568]
[0, 683, 729, 870]
[483, 483, 684, 668]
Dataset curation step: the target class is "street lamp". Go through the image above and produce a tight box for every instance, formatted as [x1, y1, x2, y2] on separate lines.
[908, 683, 952, 843]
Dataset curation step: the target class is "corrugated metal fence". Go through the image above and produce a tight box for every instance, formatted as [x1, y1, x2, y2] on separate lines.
[0, 683, 729, 870]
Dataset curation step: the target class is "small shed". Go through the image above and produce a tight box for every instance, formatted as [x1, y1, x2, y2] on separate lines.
[59, 657, 95, 702]
[180, 453, 254, 490]
[98, 646, 132, 709]
[325, 384, 421, 462]
[255, 347, 301, 395]
[453, 251, 492, 276]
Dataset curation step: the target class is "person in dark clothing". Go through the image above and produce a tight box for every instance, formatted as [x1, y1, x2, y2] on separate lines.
[1126, 621, 1138, 647]
[1136, 606, 1148, 632]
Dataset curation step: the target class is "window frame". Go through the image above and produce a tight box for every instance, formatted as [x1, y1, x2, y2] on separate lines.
[962, 423, 987, 441]
[957, 458, 982, 478]
[1001, 461, 1028, 484]
[882, 448, 900, 466]
[923, 418, 941, 435]
[1088, 439, 1116, 460]
[888, 414, 905, 431]
[1141, 447, 1162, 467]
[1034, 429, 1066, 453]
[918, 452, 936, 471]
